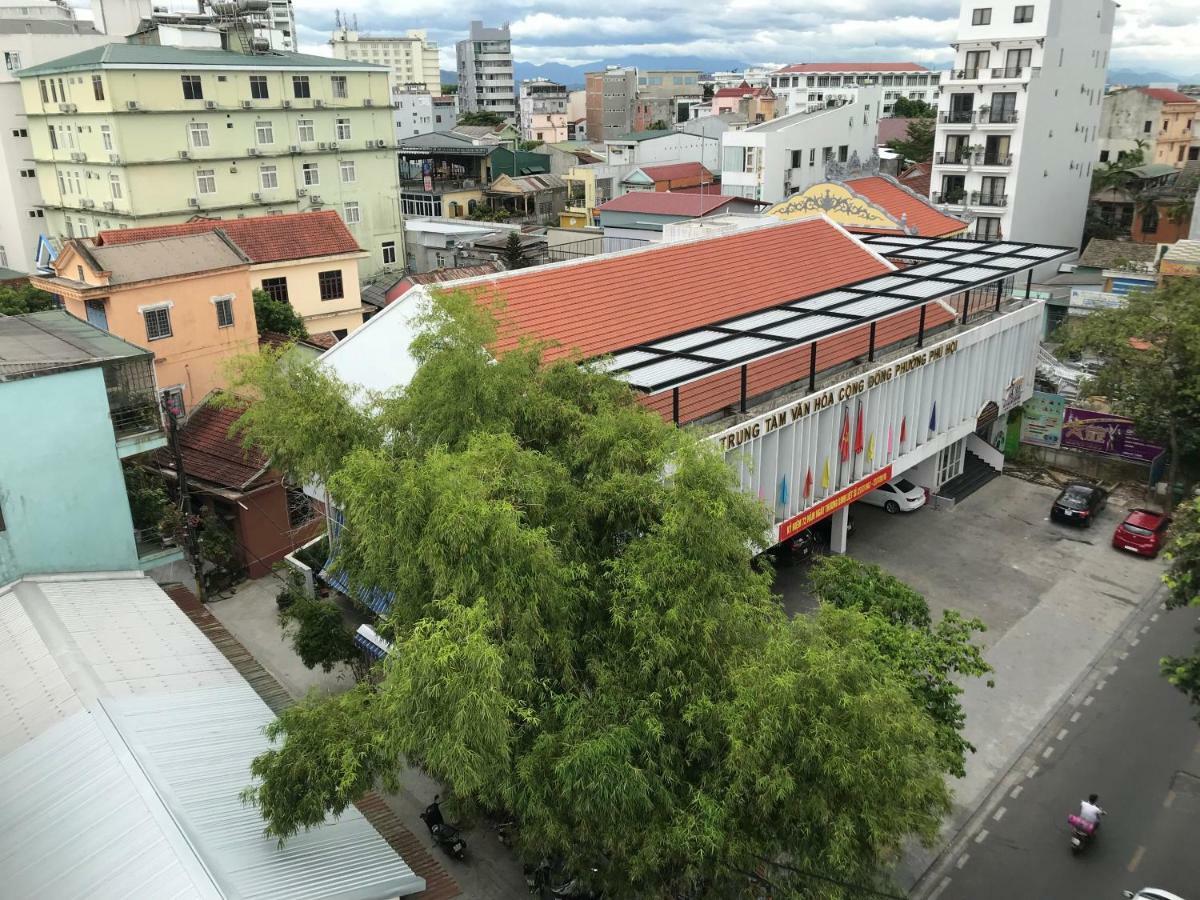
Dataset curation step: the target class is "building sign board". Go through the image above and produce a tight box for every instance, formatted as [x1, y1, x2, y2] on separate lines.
[778, 466, 892, 543]
[1069, 289, 1124, 311]
[1020, 391, 1067, 448]
[1060, 407, 1165, 464]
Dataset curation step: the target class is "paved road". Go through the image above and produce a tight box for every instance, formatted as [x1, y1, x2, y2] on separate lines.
[935, 597, 1200, 900]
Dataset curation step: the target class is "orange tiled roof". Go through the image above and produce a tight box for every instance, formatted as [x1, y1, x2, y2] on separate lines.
[1137, 87, 1196, 105]
[844, 175, 965, 237]
[637, 161, 713, 182]
[157, 401, 270, 491]
[94, 211, 362, 264]
[897, 162, 932, 199]
[445, 218, 894, 361]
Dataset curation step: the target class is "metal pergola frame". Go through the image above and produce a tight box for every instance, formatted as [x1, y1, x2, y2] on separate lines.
[601, 235, 1072, 397]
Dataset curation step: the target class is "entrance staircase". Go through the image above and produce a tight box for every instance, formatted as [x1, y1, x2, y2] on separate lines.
[938, 449, 1000, 503]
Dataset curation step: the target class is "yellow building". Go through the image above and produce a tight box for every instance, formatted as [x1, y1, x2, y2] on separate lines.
[18, 43, 403, 275]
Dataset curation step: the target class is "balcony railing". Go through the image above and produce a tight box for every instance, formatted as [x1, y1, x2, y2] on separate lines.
[971, 192, 1009, 207]
[990, 66, 1040, 79]
[978, 109, 1019, 124]
[940, 110, 975, 125]
[949, 68, 983, 80]
[977, 153, 1013, 166]
[932, 191, 967, 206]
[935, 151, 971, 165]
[103, 357, 164, 441]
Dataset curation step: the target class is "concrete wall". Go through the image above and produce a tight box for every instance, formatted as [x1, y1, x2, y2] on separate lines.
[0, 365, 140, 584]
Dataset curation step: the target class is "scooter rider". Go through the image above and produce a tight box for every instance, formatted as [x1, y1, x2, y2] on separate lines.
[1079, 794, 1105, 830]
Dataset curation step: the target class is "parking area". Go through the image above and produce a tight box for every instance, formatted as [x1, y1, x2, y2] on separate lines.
[773, 473, 1169, 886]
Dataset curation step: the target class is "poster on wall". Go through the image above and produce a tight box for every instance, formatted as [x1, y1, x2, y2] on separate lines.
[1019, 391, 1067, 448]
[1060, 407, 1165, 464]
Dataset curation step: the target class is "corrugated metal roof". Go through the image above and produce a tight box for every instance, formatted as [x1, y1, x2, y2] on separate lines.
[0, 310, 152, 381]
[0, 575, 425, 900]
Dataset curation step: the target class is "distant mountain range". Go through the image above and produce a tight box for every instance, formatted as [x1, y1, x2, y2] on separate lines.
[440, 64, 1200, 91]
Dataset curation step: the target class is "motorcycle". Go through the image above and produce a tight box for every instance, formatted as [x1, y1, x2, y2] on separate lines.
[421, 795, 467, 861]
[1066, 808, 1104, 854]
[524, 859, 603, 898]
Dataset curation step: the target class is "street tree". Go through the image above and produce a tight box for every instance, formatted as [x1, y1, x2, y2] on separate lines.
[252, 288, 308, 338]
[886, 116, 935, 164]
[230, 290, 975, 898]
[1162, 498, 1200, 722]
[1058, 277, 1200, 497]
[0, 282, 56, 316]
[890, 97, 934, 117]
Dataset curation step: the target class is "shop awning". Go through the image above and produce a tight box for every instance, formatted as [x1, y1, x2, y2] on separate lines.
[319, 509, 396, 614]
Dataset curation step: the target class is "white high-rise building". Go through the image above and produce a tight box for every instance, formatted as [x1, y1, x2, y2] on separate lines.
[456, 20, 515, 119]
[930, 0, 1116, 249]
[769, 63, 939, 116]
[266, 0, 296, 52]
[330, 26, 441, 95]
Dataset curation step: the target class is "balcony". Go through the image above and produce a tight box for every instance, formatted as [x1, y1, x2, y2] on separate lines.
[935, 151, 972, 166]
[932, 191, 968, 207]
[990, 66, 1040, 80]
[971, 192, 1009, 207]
[976, 152, 1013, 167]
[948, 68, 984, 81]
[977, 109, 1019, 125]
[104, 357, 167, 458]
[940, 110, 975, 125]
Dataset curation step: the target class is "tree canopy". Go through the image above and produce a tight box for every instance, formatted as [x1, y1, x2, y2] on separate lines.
[1162, 497, 1200, 722]
[457, 110, 505, 126]
[886, 116, 935, 164]
[502, 231, 529, 269]
[1057, 277, 1200, 495]
[228, 290, 983, 898]
[252, 288, 308, 338]
[0, 281, 56, 317]
[890, 98, 934, 118]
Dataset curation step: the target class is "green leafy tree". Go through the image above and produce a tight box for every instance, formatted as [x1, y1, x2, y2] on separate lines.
[278, 585, 360, 674]
[807, 556, 991, 777]
[1162, 498, 1200, 720]
[0, 282, 57, 316]
[886, 116, 936, 163]
[252, 288, 308, 338]
[647, 119, 670, 131]
[457, 110, 505, 126]
[229, 290, 979, 898]
[891, 97, 934, 117]
[502, 230, 528, 269]
[1057, 278, 1200, 497]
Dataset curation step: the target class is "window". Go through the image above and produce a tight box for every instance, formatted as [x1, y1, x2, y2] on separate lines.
[101, 124, 112, 151]
[1013, 4, 1034, 22]
[971, 7, 991, 25]
[84, 298, 107, 330]
[1162, 119, 1168, 132]
[255, 120, 274, 144]
[261, 276, 289, 303]
[809, 148, 816, 165]
[181, 74, 203, 100]
[39, 79, 48, 103]
[1099, 149, 1109, 162]
[318, 269, 344, 300]
[10, 127, 25, 138]
[838, 145, 849, 162]
[335, 117, 351, 140]
[302, 162, 319, 185]
[331, 75, 347, 98]
[213, 294, 234, 327]
[382, 240, 396, 264]
[92, 74, 104, 100]
[339, 159, 356, 182]
[161, 386, 185, 419]
[249, 74, 269, 99]
[109, 173, 122, 199]
[48, 125, 57, 150]
[196, 168, 216, 194]
[143, 306, 172, 340]
[342, 201, 360, 224]
[260, 164, 278, 189]
[57, 170, 67, 193]
[188, 121, 210, 148]
[292, 75, 310, 98]
[297, 118, 315, 142]
[4, 50, 20, 72]
[790, 149, 802, 168]
[1143, 120, 1151, 134]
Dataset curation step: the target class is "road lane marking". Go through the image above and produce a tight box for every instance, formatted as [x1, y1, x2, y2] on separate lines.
[928, 876, 952, 900]
[1084, 695, 1095, 706]
[1151, 613, 1160, 622]
[1127, 845, 1146, 872]
[1057, 728, 1069, 741]
[993, 807, 1007, 821]
[1140, 625, 1150, 634]
[1097, 679, 1107, 691]
[1164, 790, 1176, 809]
[1027, 764, 1040, 779]
[1131, 638, 1141, 647]
[1042, 746, 1055, 759]
[957, 854, 970, 870]
[1010, 785, 1023, 799]
[1070, 711, 1082, 723]
[975, 829, 989, 843]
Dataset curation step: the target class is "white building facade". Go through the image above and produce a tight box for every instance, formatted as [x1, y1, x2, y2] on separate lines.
[720, 85, 883, 203]
[930, 0, 1116, 245]
[329, 27, 441, 95]
[393, 88, 457, 138]
[456, 20, 515, 119]
[769, 63, 938, 117]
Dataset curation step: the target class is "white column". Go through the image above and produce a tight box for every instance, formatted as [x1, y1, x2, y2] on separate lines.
[829, 505, 849, 555]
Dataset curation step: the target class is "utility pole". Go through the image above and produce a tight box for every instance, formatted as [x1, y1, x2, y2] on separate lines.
[163, 396, 205, 602]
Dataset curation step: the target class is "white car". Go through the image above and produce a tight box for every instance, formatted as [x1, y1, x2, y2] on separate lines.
[1123, 891, 1189, 900]
[859, 476, 926, 514]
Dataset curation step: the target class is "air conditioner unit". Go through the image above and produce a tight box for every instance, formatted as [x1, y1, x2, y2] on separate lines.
[315, 99, 325, 107]
[109, 153, 121, 164]
[187, 197, 200, 207]
[296, 187, 307, 196]
[309, 194, 322, 204]
[318, 141, 328, 150]
[204, 100, 216, 109]
[102, 200, 114, 210]
[241, 100, 252, 109]
[251, 192, 262, 201]
[282, 99, 291, 108]
[126, 100, 139, 110]
[248, 148, 260, 156]
[80, 199, 95, 208]
[363, 98, 374, 107]
[178, 150, 190, 159]
[288, 144, 300, 152]
[58, 102, 76, 113]
[329, 141, 339, 150]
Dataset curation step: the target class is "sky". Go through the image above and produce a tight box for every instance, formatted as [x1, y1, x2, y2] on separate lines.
[284, 0, 1200, 76]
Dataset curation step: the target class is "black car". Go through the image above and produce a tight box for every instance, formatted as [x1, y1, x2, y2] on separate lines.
[1051, 482, 1107, 526]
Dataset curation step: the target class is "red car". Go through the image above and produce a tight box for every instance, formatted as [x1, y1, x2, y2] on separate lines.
[1111, 509, 1171, 558]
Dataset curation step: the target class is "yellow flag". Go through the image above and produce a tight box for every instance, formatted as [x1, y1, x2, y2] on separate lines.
[821, 458, 830, 489]
[867, 432, 876, 462]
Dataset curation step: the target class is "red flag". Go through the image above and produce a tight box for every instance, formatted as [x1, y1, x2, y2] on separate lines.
[900, 416, 907, 443]
[803, 468, 813, 497]
[839, 410, 851, 461]
[854, 406, 865, 455]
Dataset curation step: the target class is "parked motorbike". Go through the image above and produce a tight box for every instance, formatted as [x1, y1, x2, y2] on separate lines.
[525, 859, 603, 898]
[421, 795, 467, 860]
